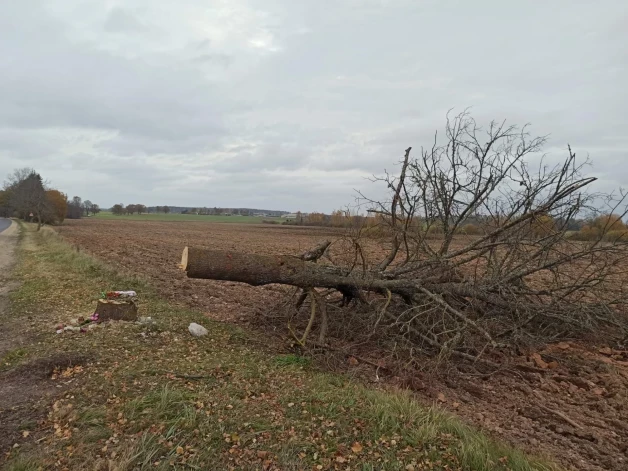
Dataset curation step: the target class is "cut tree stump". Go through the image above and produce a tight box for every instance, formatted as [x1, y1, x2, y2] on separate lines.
[95, 299, 138, 321]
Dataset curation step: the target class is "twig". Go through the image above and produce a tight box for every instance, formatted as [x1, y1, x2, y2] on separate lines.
[313, 290, 329, 344]
[378, 146, 411, 272]
[307, 339, 392, 373]
[170, 373, 212, 381]
[386, 311, 501, 369]
[300, 288, 317, 345]
[419, 287, 496, 346]
[532, 391, 582, 429]
[372, 288, 392, 332]
[143, 370, 214, 381]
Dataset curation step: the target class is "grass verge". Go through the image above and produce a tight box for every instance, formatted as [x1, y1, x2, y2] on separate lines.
[3, 225, 557, 470]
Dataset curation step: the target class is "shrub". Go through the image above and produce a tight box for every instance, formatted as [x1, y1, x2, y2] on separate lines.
[459, 223, 482, 235]
[592, 214, 626, 232]
[603, 229, 628, 242]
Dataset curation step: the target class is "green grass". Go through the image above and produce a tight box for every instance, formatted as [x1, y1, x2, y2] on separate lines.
[274, 353, 313, 368]
[93, 211, 274, 223]
[2, 224, 558, 471]
[1, 347, 29, 368]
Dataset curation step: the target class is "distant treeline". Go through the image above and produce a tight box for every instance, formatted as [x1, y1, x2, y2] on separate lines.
[108, 205, 289, 216]
[288, 210, 626, 242]
[283, 210, 589, 231]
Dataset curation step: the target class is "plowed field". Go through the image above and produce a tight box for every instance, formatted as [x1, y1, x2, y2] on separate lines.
[58, 219, 341, 323]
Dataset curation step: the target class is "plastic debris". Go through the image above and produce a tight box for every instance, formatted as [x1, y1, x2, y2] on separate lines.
[188, 323, 208, 337]
[105, 290, 137, 300]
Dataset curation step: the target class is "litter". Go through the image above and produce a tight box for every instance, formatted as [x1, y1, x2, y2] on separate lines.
[103, 290, 137, 300]
[55, 289, 142, 334]
[63, 326, 81, 333]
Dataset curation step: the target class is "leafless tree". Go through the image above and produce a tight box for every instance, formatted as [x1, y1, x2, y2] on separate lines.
[350, 110, 628, 362]
[4, 168, 36, 188]
[182, 111, 628, 367]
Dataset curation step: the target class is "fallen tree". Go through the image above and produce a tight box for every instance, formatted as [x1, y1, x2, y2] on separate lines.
[182, 111, 628, 367]
[182, 247, 416, 296]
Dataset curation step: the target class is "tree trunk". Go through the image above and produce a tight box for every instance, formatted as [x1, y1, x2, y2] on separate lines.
[180, 247, 418, 298]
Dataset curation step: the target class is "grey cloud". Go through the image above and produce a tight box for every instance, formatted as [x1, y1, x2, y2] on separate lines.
[104, 7, 147, 33]
[193, 53, 233, 67]
[210, 142, 310, 172]
[0, 0, 627, 212]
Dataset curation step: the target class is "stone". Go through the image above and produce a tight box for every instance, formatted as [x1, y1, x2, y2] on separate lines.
[137, 316, 155, 325]
[188, 323, 208, 337]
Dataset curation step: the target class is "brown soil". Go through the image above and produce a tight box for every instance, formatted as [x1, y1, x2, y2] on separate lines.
[0, 354, 91, 452]
[58, 218, 628, 470]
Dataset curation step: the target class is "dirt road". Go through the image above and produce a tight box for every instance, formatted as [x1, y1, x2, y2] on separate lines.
[0, 219, 18, 354]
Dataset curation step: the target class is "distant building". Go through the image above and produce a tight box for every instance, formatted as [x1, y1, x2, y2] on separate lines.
[282, 213, 299, 220]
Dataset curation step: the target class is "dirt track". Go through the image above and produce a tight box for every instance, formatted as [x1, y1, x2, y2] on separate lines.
[0, 220, 51, 452]
[59, 218, 628, 471]
[0, 219, 18, 355]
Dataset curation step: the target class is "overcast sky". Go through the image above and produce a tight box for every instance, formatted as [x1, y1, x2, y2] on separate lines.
[1, 0, 627, 212]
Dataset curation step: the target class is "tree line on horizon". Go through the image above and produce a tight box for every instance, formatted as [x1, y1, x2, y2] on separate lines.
[0, 168, 100, 229]
[108, 206, 281, 216]
[110, 204, 152, 215]
[290, 209, 627, 241]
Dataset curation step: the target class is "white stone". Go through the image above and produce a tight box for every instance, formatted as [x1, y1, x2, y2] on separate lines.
[188, 322, 208, 337]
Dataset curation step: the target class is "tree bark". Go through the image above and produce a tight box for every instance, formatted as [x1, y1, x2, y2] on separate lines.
[299, 240, 331, 262]
[181, 247, 419, 298]
[95, 299, 138, 321]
